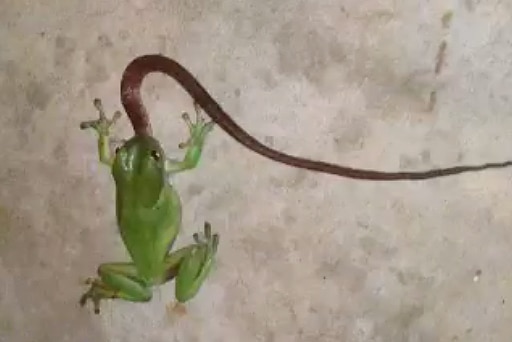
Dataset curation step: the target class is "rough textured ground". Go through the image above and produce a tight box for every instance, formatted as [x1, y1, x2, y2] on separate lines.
[2, 1, 512, 341]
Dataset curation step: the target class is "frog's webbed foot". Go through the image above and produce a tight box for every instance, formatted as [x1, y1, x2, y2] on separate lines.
[191, 222, 220, 267]
[178, 102, 214, 150]
[79, 278, 115, 314]
[80, 98, 122, 138]
[192, 221, 220, 254]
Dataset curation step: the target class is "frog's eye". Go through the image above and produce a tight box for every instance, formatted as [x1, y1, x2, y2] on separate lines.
[115, 147, 121, 154]
[150, 150, 161, 161]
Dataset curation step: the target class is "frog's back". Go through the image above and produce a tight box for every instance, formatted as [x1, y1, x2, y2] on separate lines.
[116, 184, 182, 282]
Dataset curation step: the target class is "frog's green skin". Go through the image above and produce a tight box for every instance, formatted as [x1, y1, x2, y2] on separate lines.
[79, 99, 218, 314]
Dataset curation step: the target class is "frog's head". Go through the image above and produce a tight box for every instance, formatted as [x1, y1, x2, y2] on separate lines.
[112, 134, 166, 207]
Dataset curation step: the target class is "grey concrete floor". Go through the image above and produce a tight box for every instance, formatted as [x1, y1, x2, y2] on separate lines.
[2, 1, 512, 341]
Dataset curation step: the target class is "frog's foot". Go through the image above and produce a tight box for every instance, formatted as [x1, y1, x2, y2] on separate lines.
[79, 278, 117, 314]
[178, 102, 214, 149]
[171, 222, 220, 303]
[192, 221, 220, 255]
[79, 98, 122, 138]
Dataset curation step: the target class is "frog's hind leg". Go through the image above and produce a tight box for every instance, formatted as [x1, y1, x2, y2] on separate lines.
[79, 262, 152, 314]
[158, 222, 220, 303]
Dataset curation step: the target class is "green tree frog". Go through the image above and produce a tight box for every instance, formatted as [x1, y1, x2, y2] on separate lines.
[79, 99, 218, 314]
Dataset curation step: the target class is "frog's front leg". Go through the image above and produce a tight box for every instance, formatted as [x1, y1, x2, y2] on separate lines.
[79, 98, 123, 167]
[165, 102, 215, 175]
[80, 222, 219, 314]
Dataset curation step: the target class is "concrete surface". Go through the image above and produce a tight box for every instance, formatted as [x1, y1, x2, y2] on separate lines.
[2, 0, 512, 341]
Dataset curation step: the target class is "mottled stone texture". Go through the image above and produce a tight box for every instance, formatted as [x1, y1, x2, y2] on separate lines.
[1, 1, 512, 341]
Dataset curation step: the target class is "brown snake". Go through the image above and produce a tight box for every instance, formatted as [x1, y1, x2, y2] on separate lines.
[119, 54, 512, 181]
